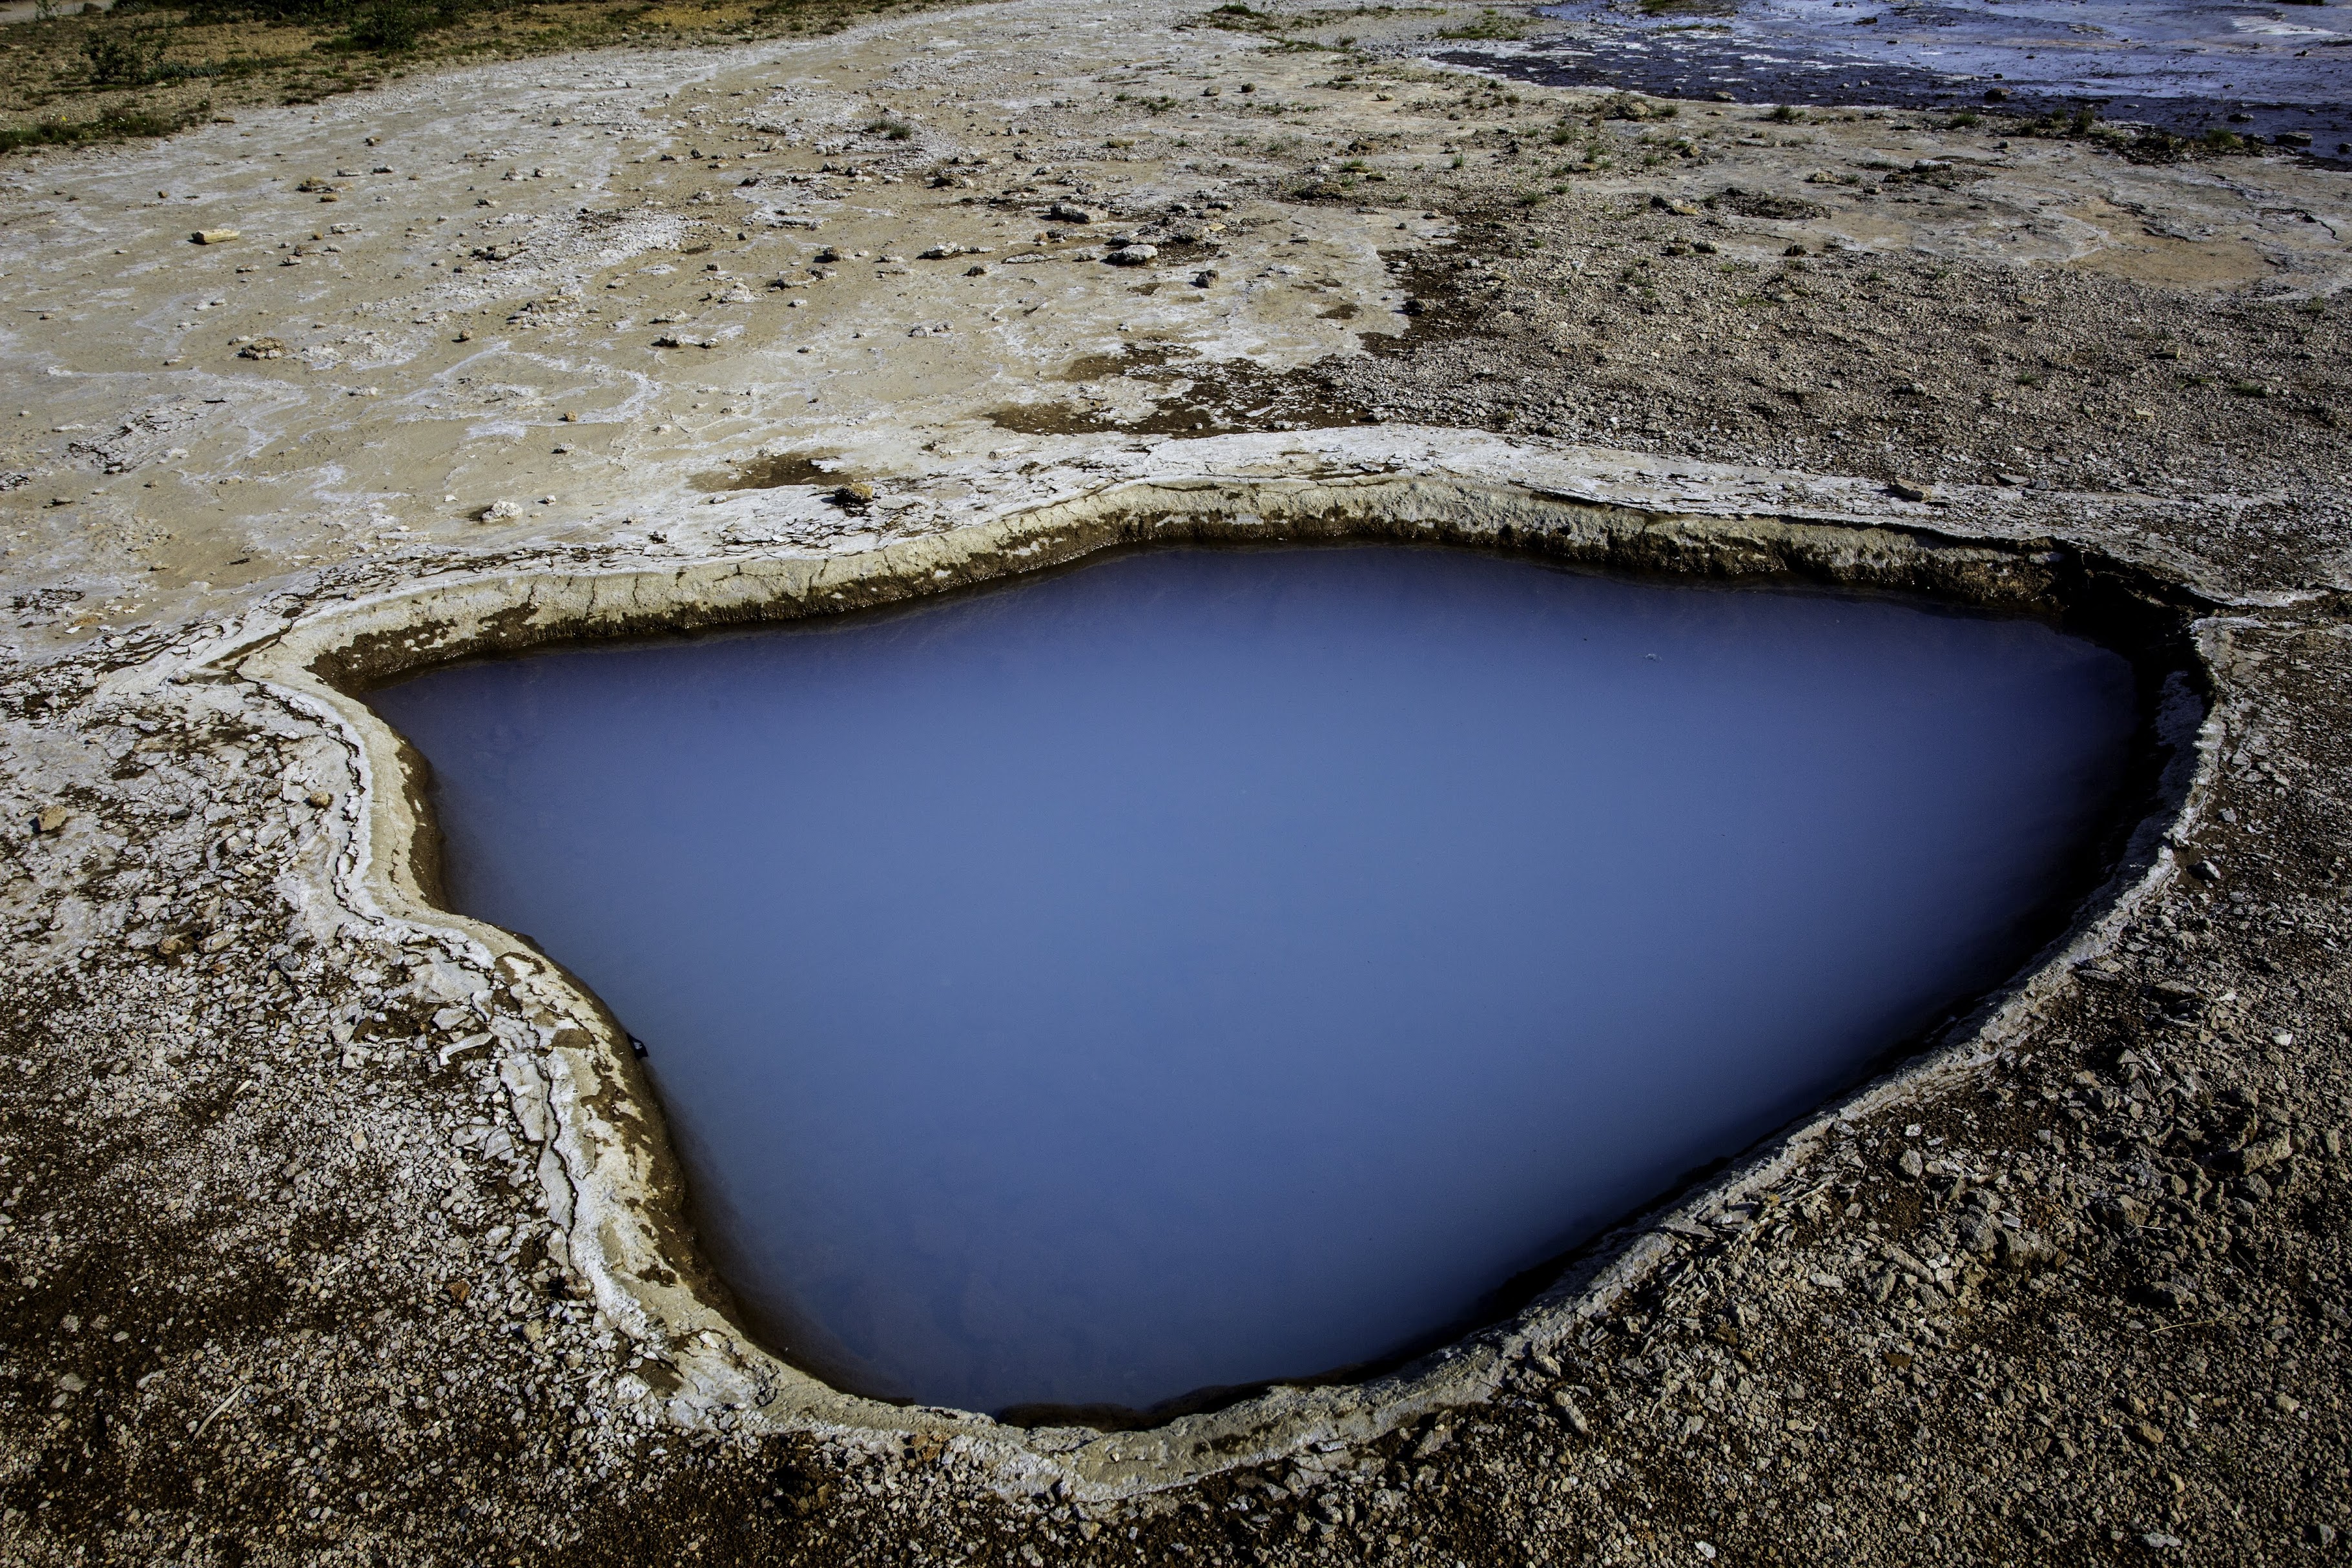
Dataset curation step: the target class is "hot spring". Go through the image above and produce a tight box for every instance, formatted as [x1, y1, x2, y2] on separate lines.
[368, 542, 2140, 1421]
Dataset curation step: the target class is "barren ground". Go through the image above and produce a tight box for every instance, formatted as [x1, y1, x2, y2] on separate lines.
[0, 1, 2347, 1564]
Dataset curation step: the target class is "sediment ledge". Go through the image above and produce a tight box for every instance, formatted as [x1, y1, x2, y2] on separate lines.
[151, 446, 2222, 1496]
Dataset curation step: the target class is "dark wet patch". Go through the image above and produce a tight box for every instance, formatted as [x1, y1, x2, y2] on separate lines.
[688, 452, 845, 493]
[1878, 161, 1998, 192]
[1707, 187, 1831, 222]
[1140, 237, 1221, 267]
[989, 346, 1373, 437]
[1058, 345, 1193, 382]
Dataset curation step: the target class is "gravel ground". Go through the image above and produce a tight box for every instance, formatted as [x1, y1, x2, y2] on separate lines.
[0, 1, 2346, 1563]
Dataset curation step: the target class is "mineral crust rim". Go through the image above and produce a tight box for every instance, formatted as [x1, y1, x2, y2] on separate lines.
[146, 429, 2224, 1497]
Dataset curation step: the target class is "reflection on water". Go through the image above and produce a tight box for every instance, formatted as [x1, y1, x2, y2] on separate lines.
[1441, 0, 2352, 144]
[371, 546, 2139, 1419]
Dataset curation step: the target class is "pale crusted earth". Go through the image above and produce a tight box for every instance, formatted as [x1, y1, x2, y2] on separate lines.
[0, 1, 2348, 1565]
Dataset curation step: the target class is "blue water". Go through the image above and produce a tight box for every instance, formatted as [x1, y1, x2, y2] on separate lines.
[370, 546, 2139, 1419]
[1447, 0, 2352, 146]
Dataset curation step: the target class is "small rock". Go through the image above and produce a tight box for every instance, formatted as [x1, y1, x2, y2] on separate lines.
[190, 229, 240, 245]
[2274, 1392, 2300, 1414]
[965, 263, 989, 276]
[2130, 1421, 2166, 1447]
[1192, 269, 1218, 287]
[2227, 1129, 2294, 1174]
[482, 500, 522, 521]
[918, 243, 970, 260]
[1887, 479, 1930, 502]
[1994, 1228, 2059, 1270]
[1047, 201, 1106, 223]
[33, 805, 68, 834]
[1402, 298, 1427, 315]
[2098, 1193, 2151, 1230]
[1897, 1147, 1924, 1181]
[1104, 245, 1158, 266]
[1549, 1391, 1591, 1435]
[834, 482, 875, 504]
[237, 338, 286, 360]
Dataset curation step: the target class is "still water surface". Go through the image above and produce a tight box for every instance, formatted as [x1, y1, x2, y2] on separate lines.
[1450, 0, 2352, 143]
[371, 546, 2138, 1418]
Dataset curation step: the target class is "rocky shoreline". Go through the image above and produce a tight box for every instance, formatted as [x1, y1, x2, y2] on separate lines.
[0, 1, 2345, 1562]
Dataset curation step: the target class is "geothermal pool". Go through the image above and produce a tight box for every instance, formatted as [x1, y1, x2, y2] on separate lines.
[370, 545, 2140, 1419]
[1478, 0, 2352, 145]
